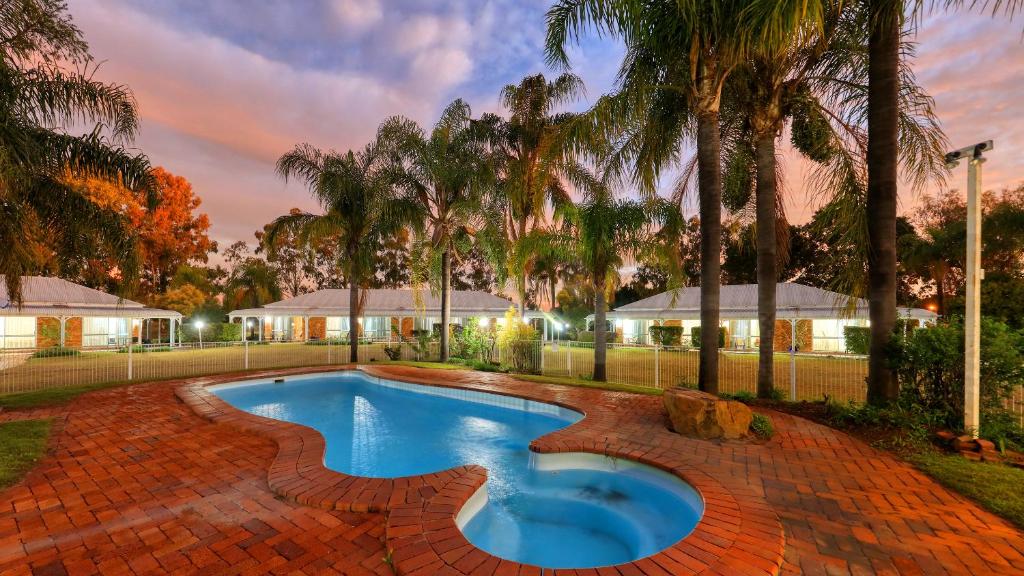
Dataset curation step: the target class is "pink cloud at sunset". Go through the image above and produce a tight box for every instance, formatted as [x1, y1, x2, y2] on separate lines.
[67, 1, 1023, 251]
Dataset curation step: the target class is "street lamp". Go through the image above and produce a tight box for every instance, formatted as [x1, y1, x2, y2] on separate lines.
[194, 320, 205, 349]
[945, 140, 992, 439]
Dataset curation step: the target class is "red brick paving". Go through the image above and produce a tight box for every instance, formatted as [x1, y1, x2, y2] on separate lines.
[2, 365, 1023, 575]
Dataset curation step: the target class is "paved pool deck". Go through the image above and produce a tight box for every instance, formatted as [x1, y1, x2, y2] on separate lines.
[0, 365, 1022, 575]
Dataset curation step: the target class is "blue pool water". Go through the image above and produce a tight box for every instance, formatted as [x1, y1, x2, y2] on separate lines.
[212, 371, 703, 569]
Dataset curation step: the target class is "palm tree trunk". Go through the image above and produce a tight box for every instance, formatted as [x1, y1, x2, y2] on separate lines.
[349, 281, 359, 362]
[754, 131, 777, 399]
[697, 109, 722, 395]
[936, 273, 946, 317]
[593, 274, 607, 382]
[440, 249, 451, 362]
[866, 0, 901, 405]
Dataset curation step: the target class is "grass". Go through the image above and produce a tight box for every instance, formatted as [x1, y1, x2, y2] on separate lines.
[0, 419, 52, 489]
[373, 360, 473, 371]
[541, 346, 868, 401]
[511, 373, 664, 396]
[909, 451, 1024, 529]
[0, 380, 136, 410]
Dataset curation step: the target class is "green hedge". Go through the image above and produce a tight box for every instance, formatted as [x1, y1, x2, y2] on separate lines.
[31, 347, 80, 358]
[180, 322, 241, 343]
[649, 325, 683, 346]
[690, 326, 727, 349]
[843, 326, 871, 355]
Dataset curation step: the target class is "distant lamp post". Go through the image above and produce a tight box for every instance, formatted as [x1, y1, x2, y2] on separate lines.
[478, 317, 490, 328]
[194, 320, 205, 349]
[945, 140, 993, 439]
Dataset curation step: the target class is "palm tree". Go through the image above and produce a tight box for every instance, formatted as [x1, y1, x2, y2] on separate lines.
[0, 0, 153, 303]
[378, 100, 493, 362]
[718, 2, 945, 398]
[267, 142, 417, 362]
[863, 0, 1019, 404]
[479, 73, 588, 313]
[546, 181, 667, 381]
[224, 258, 282, 310]
[545, 0, 822, 394]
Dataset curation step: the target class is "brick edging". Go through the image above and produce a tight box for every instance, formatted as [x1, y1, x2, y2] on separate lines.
[176, 366, 785, 575]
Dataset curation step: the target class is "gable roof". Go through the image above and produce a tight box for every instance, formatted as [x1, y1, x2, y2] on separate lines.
[229, 288, 515, 318]
[609, 283, 936, 320]
[0, 276, 181, 318]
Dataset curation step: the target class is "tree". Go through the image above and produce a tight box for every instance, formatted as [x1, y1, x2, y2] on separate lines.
[378, 100, 493, 362]
[479, 73, 585, 312]
[863, 0, 1019, 405]
[267, 141, 416, 361]
[138, 168, 215, 292]
[546, 0, 822, 394]
[257, 208, 317, 298]
[0, 0, 153, 303]
[549, 186, 664, 381]
[152, 284, 207, 317]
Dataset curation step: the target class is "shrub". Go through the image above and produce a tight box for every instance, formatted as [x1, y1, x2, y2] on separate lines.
[649, 325, 683, 346]
[750, 413, 774, 439]
[889, 317, 1024, 434]
[180, 322, 241, 343]
[451, 318, 493, 361]
[690, 326, 727, 349]
[117, 346, 172, 354]
[383, 345, 402, 360]
[31, 347, 80, 358]
[843, 326, 871, 355]
[496, 308, 539, 373]
[576, 331, 594, 342]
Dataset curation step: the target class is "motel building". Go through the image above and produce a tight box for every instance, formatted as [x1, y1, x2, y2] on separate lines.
[227, 288, 517, 342]
[0, 276, 184, 349]
[584, 282, 938, 352]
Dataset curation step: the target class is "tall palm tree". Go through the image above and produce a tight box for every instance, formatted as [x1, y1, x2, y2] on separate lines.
[378, 100, 493, 362]
[267, 142, 417, 362]
[718, 1, 945, 398]
[0, 0, 153, 303]
[479, 73, 588, 313]
[546, 0, 822, 394]
[864, 0, 1019, 404]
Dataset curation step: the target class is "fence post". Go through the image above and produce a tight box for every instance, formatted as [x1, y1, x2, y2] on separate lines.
[655, 345, 660, 388]
[327, 337, 332, 365]
[244, 339, 249, 370]
[127, 339, 133, 381]
[539, 340, 545, 373]
[790, 319, 797, 401]
[567, 342, 573, 376]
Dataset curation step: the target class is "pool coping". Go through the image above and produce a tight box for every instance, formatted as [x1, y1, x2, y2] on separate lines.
[176, 365, 785, 575]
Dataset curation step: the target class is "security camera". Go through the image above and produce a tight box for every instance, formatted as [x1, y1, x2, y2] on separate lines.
[945, 140, 993, 167]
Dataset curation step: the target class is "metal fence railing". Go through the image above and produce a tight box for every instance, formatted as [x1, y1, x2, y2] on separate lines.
[2, 339, 1021, 426]
[0, 340, 442, 395]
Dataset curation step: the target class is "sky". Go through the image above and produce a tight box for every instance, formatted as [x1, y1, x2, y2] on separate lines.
[68, 1, 1024, 255]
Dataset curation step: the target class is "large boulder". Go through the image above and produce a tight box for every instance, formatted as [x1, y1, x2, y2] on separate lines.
[663, 387, 753, 440]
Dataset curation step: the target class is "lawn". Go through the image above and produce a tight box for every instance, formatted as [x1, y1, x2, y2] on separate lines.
[541, 346, 868, 402]
[0, 419, 52, 489]
[910, 452, 1024, 529]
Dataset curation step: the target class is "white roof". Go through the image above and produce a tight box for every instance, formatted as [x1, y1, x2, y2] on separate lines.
[229, 288, 515, 318]
[0, 276, 182, 319]
[605, 283, 937, 321]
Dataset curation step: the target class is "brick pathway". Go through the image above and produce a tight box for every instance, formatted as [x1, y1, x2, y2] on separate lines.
[1, 365, 1023, 575]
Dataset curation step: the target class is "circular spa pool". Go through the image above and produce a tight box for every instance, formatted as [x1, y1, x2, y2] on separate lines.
[211, 371, 704, 569]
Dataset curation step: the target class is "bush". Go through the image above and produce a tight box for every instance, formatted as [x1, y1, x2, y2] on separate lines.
[383, 345, 402, 360]
[180, 322, 241, 343]
[451, 318, 493, 361]
[889, 317, 1024, 434]
[31, 347, 80, 358]
[576, 331, 594, 342]
[844, 326, 871, 355]
[690, 326, 727, 349]
[496, 308, 539, 373]
[750, 413, 774, 439]
[649, 325, 683, 346]
[116, 346, 172, 354]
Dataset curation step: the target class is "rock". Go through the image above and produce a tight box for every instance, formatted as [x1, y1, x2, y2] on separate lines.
[975, 439, 996, 452]
[959, 450, 982, 461]
[980, 450, 1002, 463]
[663, 387, 753, 440]
[935, 430, 956, 444]
[952, 435, 979, 452]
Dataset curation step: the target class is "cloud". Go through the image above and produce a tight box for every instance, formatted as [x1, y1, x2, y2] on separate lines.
[328, 0, 382, 31]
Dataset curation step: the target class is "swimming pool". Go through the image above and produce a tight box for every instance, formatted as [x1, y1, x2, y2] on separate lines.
[212, 370, 704, 569]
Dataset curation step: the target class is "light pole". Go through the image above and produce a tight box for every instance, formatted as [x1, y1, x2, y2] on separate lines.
[945, 140, 992, 438]
[195, 320, 205, 350]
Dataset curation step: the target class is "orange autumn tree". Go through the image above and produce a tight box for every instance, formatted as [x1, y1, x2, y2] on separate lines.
[62, 167, 216, 295]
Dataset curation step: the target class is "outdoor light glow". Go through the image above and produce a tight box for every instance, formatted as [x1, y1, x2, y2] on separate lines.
[194, 320, 205, 329]
[478, 317, 490, 327]
[615, 319, 624, 328]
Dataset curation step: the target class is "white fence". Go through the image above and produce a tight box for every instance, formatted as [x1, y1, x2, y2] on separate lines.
[1, 339, 1020, 427]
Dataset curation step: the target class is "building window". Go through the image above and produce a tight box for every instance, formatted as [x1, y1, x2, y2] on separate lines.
[82, 317, 130, 347]
[0, 316, 36, 348]
[326, 316, 350, 339]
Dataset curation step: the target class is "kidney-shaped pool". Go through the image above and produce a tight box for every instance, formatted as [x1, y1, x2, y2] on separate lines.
[212, 370, 703, 569]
